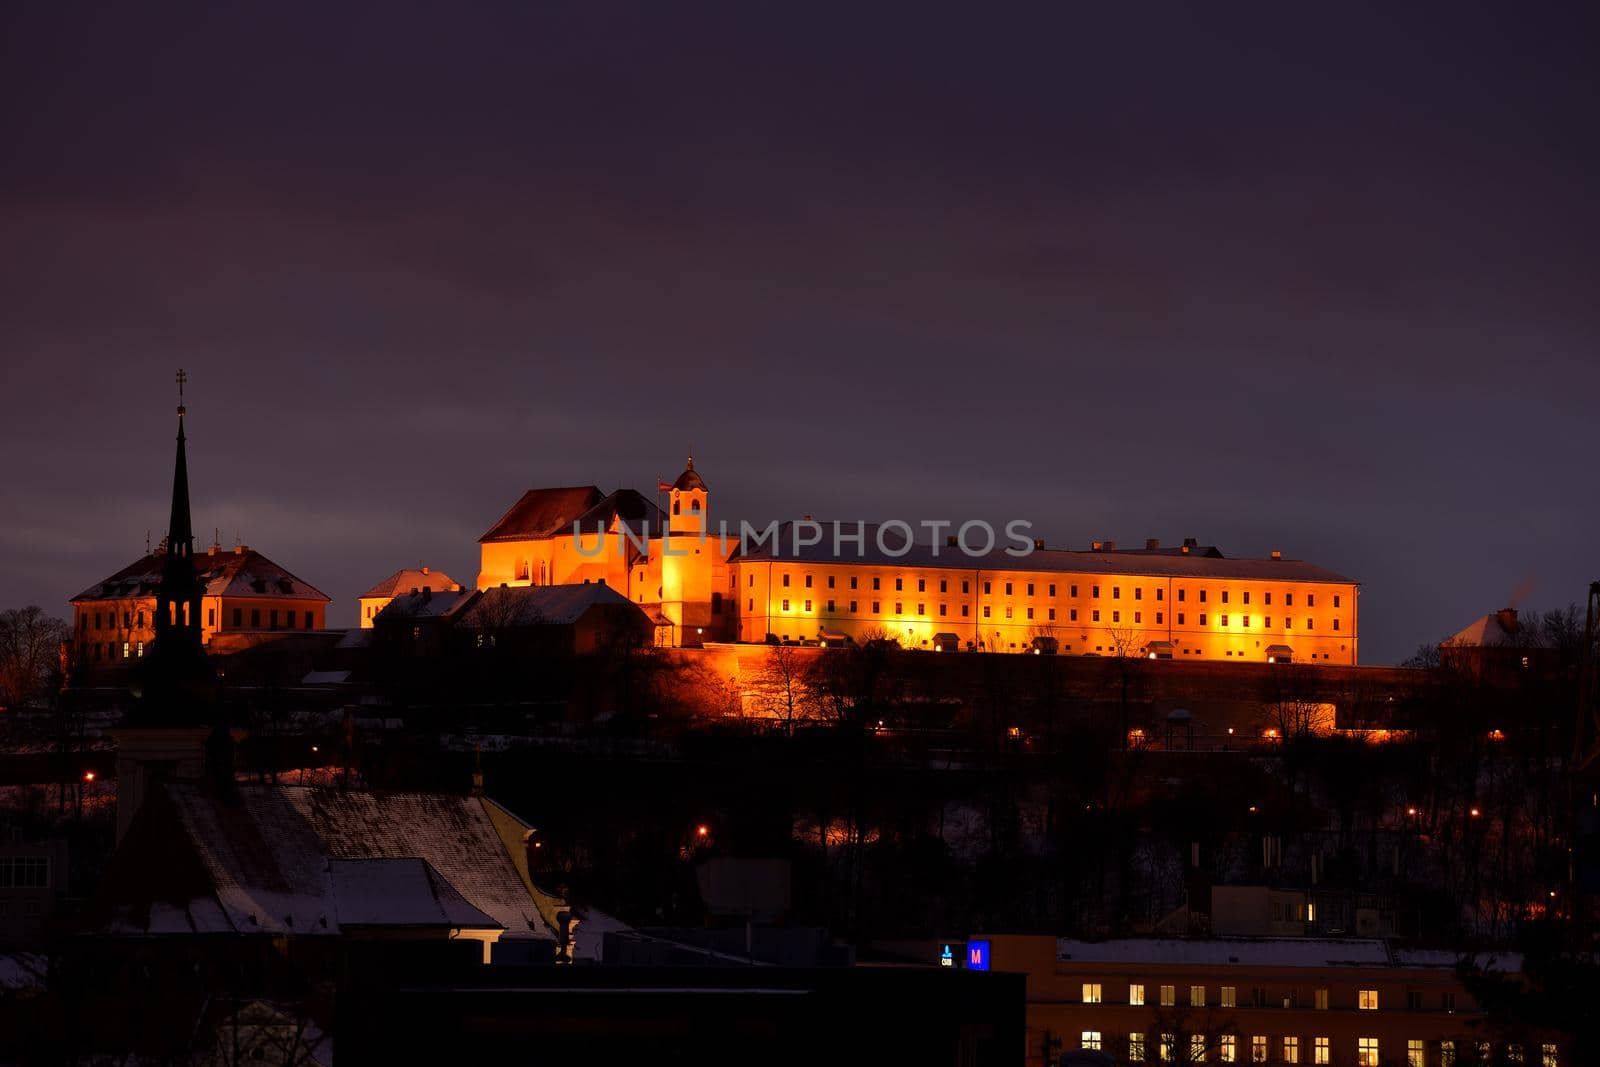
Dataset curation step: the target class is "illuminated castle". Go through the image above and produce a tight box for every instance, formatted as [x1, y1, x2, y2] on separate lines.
[475, 457, 724, 647]
[476, 458, 1360, 664]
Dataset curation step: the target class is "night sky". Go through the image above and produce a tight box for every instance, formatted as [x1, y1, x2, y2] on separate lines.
[3, 2, 1596, 663]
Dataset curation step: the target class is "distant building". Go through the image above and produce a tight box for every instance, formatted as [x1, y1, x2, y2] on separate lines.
[96, 781, 569, 965]
[475, 458, 726, 646]
[452, 583, 657, 655]
[475, 460, 1361, 662]
[0, 827, 67, 944]
[70, 544, 331, 669]
[729, 525, 1360, 663]
[972, 934, 1556, 1067]
[357, 566, 463, 628]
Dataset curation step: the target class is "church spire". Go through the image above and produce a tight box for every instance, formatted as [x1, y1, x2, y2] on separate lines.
[167, 369, 194, 563]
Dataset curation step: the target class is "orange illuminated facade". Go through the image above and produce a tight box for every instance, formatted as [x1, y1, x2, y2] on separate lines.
[357, 566, 463, 628]
[70, 543, 330, 668]
[474, 461, 1359, 662]
[729, 526, 1359, 664]
[475, 458, 726, 647]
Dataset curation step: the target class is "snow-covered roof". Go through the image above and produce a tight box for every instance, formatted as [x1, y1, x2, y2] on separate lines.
[456, 582, 640, 627]
[373, 588, 475, 622]
[1447, 609, 1523, 648]
[107, 783, 557, 941]
[358, 567, 464, 600]
[1057, 937, 1445, 969]
[73, 547, 331, 603]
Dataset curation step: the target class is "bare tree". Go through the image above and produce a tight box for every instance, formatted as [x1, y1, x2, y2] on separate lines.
[0, 606, 70, 709]
[763, 641, 806, 733]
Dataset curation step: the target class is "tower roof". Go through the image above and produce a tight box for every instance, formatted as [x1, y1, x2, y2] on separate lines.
[671, 455, 707, 492]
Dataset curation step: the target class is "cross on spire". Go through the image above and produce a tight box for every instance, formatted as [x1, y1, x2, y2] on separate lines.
[176, 368, 188, 416]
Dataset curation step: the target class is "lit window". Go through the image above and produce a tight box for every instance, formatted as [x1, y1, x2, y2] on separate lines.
[1082, 1031, 1102, 1051]
[1542, 1043, 1558, 1067]
[1357, 1038, 1379, 1067]
[1253, 1035, 1269, 1062]
[1129, 983, 1145, 1006]
[1190, 985, 1205, 1007]
[1284, 1037, 1300, 1064]
[1220, 1035, 1237, 1063]
[1161, 1034, 1176, 1063]
[1314, 988, 1328, 1010]
[1358, 989, 1378, 1010]
[1221, 986, 1236, 1008]
[1083, 983, 1102, 1004]
[1314, 1038, 1330, 1065]
[1130, 1034, 1146, 1062]
[122, 641, 130, 659]
[1193, 1035, 1207, 1062]
[1407, 1039, 1424, 1067]
[136, 640, 144, 657]
[1440, 1042, 1456, 1067]
[1160, 984, 1175, 1007]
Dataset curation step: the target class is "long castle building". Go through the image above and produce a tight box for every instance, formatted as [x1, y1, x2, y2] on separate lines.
[475, 458, 1359, 664]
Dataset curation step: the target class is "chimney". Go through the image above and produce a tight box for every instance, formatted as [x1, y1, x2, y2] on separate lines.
[1091, 540, 1104, 551]
[1270, 550, 1282, 560]
[422, 566, 430, 575]
[1145, 538, 1160, 550]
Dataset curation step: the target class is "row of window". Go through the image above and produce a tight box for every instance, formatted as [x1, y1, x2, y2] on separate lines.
[83, 609, 147, 631]
[1087, 983, 1428, 1011]
[760, 572, 1341, 611]
[0, 856, 49, 889]
[85, 605, 318, 632]
[762, 598, 1337, 632]
[1079, 1032, 1555, 1066]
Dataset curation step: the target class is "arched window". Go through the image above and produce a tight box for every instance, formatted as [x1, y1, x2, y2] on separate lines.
[673, 498, 681, 515]
[690, 499, 701, 513]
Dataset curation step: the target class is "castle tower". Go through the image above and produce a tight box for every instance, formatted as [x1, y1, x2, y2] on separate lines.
[660, 455, 713, 646]
[113, 370, 218, 841]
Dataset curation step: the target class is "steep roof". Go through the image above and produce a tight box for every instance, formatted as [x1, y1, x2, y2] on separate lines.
[730, 522, 1356, 585]
[479, 486, 605, 543]
[1447, 609, 1523, 648]
[455, 582, 641, 628]
[72, 547, 332, 603]
[358, 567, 463, 599]
[572, 489, 665, 536]
[102, 783, 557, 940]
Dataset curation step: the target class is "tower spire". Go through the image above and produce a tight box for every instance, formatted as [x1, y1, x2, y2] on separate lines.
[168, 369, 194, 563]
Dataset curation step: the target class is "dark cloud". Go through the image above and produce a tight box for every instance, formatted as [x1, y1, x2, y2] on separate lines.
[2, 1, 1596, 661]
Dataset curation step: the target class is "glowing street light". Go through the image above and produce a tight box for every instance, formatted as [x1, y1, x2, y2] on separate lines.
[696, 824, 710, 838]
[83, 770, 95, 783]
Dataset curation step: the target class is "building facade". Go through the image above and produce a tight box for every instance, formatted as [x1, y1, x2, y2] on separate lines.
[473, 461, 1359, 662]
[728, 525, 1359, 664]
[475, 458, 727, 647]
[70, 544, 331, 669]
[357, 566, 463, 628]
[977, 934, 1554, 1067]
